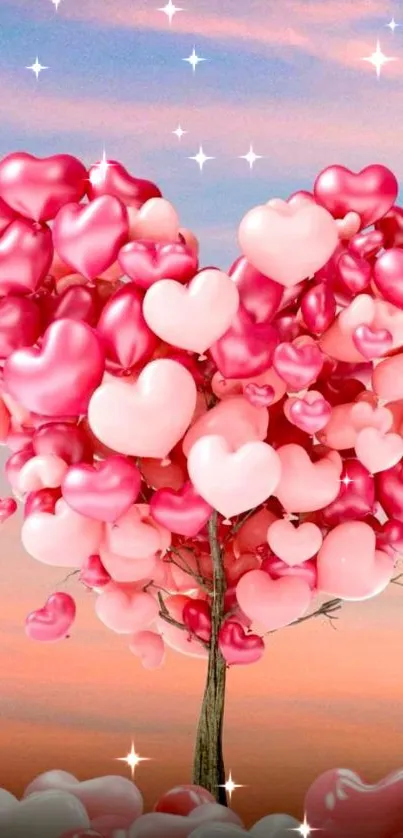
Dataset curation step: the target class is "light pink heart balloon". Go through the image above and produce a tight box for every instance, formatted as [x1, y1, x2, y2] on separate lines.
[320, 294, 376, 362]
[317, 521, 395, 600]
[18, 453, 68, 494]
[335, 211, 361, 239]
[284, 391, 332, 435]
[129, 197, 180, 242]
[267, 519, 323, 565]
[21, 498, 103, 567]
[88, 358, 197, 458]
[102, 504, 171, 560]
[274, 444, 342, 512]
[143, 269, 240, 354]
[187, 435, 282, 519]
[100, 549, 158, 583]
[373, 299, 403, 351]
[238, 200, 338, 287]
[182, 395, 268, 457]
[95, 586, 158, 634]
[129, 630, 165, 670]
[155, 594, 208, 659]
[355, 427, 403, 473]
[236, 569, 312, 632]
[350, 401, 393, 434]
[372, 353, 403, 402]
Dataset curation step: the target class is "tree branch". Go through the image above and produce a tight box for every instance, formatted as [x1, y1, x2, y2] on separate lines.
[266, 597, 343, 636]
[157, 591, 209, 650]
[167, 546, 212, 593]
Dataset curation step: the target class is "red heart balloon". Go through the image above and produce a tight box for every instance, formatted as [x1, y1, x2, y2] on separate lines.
[79, 554, 111, 589]
[376, 461, 403, 522]
[44, 285, 99, 327]
[0, 196, 17, 235]
[149, 481, 212, 537]
[53, 196, 129, 280]
[273, 342, 324, 390]
[32, 422, 93, 464]
[209, 304, 279, 379]
[336, 251, 371, 294]
[228, 255, 283, 323]
[5, 444, 34, 488]
[218, 620, 264, 666]
[0, 152, 87, 222]
[300, 282, 336, 335]
[61, 455, 141, 522]
[118, 240, 198, 289]
[349, 228, 384, 260]
[262, 555, 318, 589]
[320, 459, 375, 527]
[274, 313, 302, 343]
[375, 205, 403, 248]
[4, 319, 105, 417]
[183, 598, 212, 642]
[87, 158, 161, 208]
[373, 248, 403, 309]
[0, 296, 42, 360]
[375, 518, 403, 555]
[24, 487, 61, 518]
[0, 496, 17, 523]
[314, 164, 398, 228]
[96, 282, 157, 372]
[0, 218, 53, 295]
[25, 592, 76, 642]
[224, 551, 261, 587]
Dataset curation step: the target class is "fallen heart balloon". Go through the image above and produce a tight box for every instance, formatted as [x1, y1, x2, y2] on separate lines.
[25, 592, 76, 642]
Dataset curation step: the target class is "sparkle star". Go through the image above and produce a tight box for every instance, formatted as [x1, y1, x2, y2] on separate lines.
[219, 772, 245, 803]
[239, 144, 263, 170]
[290, 814, 320, 837]
[158, 1, 184, 24]
[183, 47, 207, 72]
[361, 41, 397, 77]
[89, 150, 113, 186]
[386, 17, 400, 32]
[173, 124, 187, 140]
[188, 146, 214, 171]
[116, 743, 150, 779]
[51, 0, 62, 10]
[26, 57, 48, 79]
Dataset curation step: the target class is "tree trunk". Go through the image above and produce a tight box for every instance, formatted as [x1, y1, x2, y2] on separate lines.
[192, 512, 228, 806]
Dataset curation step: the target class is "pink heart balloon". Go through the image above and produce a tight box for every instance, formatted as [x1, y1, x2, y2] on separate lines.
[183, 598, 212, 643]
[0, 217, 53, 295]
[32, 421, 93, 465]
[102, 503, 170, 560]
[0, 195, 17, 235]
[150, 481, 212, 537]
[129, 197, 179, 241]
[372, 353, 403, 402]
[273, 342, 324, 390]
[154, 786, 215, 816]
[182, 395, 268, 457]
[96, 282, 157, 373]
[352, 324, 393, 359]
[274, 444, 342, 512]
[317, 521, 394, 600]
[25, 592, 76, 642]
[243, 383, 274, 408]
[354, 427, 403, 474]
[0, 295, 42, 360]
[62, 456, 141, 522]
[336, 251, 371, 294]
[335, 210, 361, 239]
[95, 586, 158, 634]
[18, 453, 68, 493]
[21, 498, 103, 566]
[313, 163, 398, 228]
[44, 285, 99, 328]
[4, 319, 105, 417]
[53, 196, 129, 280]
[79, 554, 111, 589]
[100, 549, 158, 583]
[188, 435, 282, 519]
[267, 519, 323, 564]
[143, 269, 239, 354]
[129, 630, 165, 670]
[0, 152, 87, 221]
[236, 569, 312, 632]
[372, 299, 403, 351]
[376, 461, 403, 522]
[228, 255, 283, 323]
[0, 496, 17, 523]
[118, 240, 198, 289]
[0, 397, 10, 441]
[87, 157, 161, 208]
[209, 304, 279, 379]
[218, 620, 265, 666]
[373, 247, 403, 309]
[300, 282, 336, 335]
[285, 392, 332, 434]
[320, 294, 376, 363]
[238, 199, 338, 286]
[88, 359, 197, 458]
[262, 555, 318, 590]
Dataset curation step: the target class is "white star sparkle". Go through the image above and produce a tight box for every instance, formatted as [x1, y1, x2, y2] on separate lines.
[116, 743, 151, 779]
[239, 144, 263, 170]
[219, 772, 245, 803]
[51, 0, 62, 9]
[89, 149, 113, 186]
[386, 17, 400, 32]
[158, 0, 184, 24]
[188, 145, 215, 171]
[26, 57, 48, 79]
[289, 814, 320, 837]
[361, 40, 397, 77]
[173, 124, 187, 140]
[183, 46, 207, 72]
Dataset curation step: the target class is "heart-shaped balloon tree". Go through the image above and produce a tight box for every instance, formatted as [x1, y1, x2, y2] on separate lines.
[1, 154, 403, 804]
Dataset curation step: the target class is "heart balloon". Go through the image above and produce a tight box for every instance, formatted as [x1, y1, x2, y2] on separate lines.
[284, 392, 332, 434]
[182, 395, 268, 457]
[102, 503, 170, 560]
[320, 458, 375, 526]
[273, 342, 324, 390]
[4, 319, 105, 417]
[317, 521, 394, 600]
[314, 164, 398, 228]
[274, 444, 342, 512]
[25, 592, 76, 642]
[336, 251, 371, 294]
[128, 197, 179, 242]
[155, 594, 208, 659]
[228, 255, 283, 322]
[352, 324, 393, 359]
[154, 786, 215, 816]
[0, 152, 88, 221]
[0, 789, 90, 838]
[24, 487, 61, 518]
[32, 422, 92, 465]
[372, 353, 403, 402]
[300, 282, 336, 335]
[209, 304, 279, 379]
[236, 569, 312, 632]
[118, 240, 198, 289]
[373, 248, 403, 309]
[18, 453, 68, 494]
[354, 427, 403, 474]
[243, 383, 274, 408]
[53, 195, 129, 280]
[88, 359, 197, 458]
[79, 554, 111, 589]
[45, 285, 99, 328]
[143, 269, 240, 354]
[21, 498, 103, 566]
[0, 196, 17, 235]
[183, 598, 212, 643]
[61, 456, 142, 522]
[0, 217, 53, 295]
[262, 555, 318, 590]
[96, 282, 158, 372]
[188, 435, 282, 519]
[87, 158, 161, 207]
[150, 481, 212, 537]
[238, 199, 338, 286]
[267, 519, 323, 564]
[376, 461, 403, 521]
[129, 630, 165, 670]
[95, 587, 159, 634]
[0, 496, 17, 523]
[0, 295, 42, 360]
[218, 620, 265, 665]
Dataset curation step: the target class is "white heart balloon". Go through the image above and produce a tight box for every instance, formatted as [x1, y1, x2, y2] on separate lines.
[0, 789, 90, 838]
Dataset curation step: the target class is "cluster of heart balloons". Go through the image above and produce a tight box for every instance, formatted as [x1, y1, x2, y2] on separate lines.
[3, 766, 403, 838]
[1, 152, 403, 666]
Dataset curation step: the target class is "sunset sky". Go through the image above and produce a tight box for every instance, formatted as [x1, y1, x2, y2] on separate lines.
[1, 0, 403, 825]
